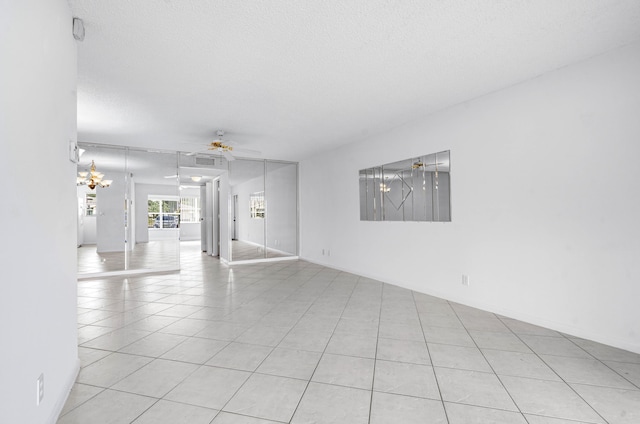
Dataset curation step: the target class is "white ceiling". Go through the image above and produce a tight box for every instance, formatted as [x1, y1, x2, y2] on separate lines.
[69, 0, 640, 161]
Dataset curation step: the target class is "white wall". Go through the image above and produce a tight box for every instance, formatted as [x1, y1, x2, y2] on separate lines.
[149, 228, 180, 241]
[76, 188, 85, 246]
[82, 216, 97, 244]
[300, 42, 640, 354]
[77, 186, 97, 244]
[0, 0, 79, 422]
[180, 223, 201, 241]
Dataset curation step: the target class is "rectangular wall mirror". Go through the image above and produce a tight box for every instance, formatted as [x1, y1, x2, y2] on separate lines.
[359, 150, 451, 222]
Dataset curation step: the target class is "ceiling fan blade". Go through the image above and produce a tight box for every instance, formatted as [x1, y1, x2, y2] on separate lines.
[185, 147, 212, 156]
[416, 162, 446, 167]
[232, 147, 262, 156]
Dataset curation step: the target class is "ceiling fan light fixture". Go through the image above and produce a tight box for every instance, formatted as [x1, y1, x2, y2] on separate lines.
[186, 129, 261, 159]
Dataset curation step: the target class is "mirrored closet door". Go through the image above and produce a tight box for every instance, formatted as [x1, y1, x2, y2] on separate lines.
[76, 144, 180, 277]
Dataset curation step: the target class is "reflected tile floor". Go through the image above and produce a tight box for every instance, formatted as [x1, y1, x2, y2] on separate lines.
[77, 240, 180, 275]
[231, 240, 291, 261]
[62, 251, 640, 423]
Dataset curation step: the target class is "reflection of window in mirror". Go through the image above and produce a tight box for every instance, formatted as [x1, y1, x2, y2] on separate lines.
[250, 191, 265, 218]
[180, 197, 200, 223]
[148, 197, 180, 229]
[86, 193, 96, 216]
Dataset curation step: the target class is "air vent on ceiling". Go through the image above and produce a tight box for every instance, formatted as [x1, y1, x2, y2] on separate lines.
[195, 157, 215, 166]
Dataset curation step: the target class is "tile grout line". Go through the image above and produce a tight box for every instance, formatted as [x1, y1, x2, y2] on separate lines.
[447, 304, 528, 421]
[367, 278, 385, 424]
[561, 335, 640, 391]
[69, 264, 313, 419]
[287, 273, 362, 423]
[493, 315, 610, 424]
[206, 267, 347, 422]
[66, 259, 640, 424]
[413, 291, 451, 424]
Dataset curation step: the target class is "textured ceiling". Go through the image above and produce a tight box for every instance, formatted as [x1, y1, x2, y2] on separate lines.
[69, 0, 640, 161]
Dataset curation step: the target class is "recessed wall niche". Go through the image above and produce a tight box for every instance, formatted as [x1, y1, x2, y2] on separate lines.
[359, 150, 451, 222]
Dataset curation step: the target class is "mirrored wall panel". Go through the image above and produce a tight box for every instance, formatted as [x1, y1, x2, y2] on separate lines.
[77, 144, 180, 276]
[178, 152, 228, 259]
[359, 150, 450, 222]
[128, 148, 180, 272]
[266, 161, 298, 258]
[229, 158, 298, 261]
[77, 144, 127, 274]
[229, 159, 265, 261]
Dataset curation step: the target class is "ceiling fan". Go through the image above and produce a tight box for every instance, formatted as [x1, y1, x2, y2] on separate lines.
[185, 130, 261, 161]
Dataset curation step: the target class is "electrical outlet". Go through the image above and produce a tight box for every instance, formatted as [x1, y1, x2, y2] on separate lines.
[462, 274, 470, 286]
[322, 249, 325, 255]
[36, 373, 44, 406]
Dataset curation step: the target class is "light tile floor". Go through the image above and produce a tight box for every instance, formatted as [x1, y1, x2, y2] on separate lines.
[61, 248, 640, 423]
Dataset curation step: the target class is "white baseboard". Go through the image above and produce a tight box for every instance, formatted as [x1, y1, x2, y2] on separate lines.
[49, 358, 80, 424]
[229, 256, 300, 265]
[300, 256, 640, 355]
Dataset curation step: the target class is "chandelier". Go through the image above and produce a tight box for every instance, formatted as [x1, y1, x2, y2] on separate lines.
[77, 160, 112, 189]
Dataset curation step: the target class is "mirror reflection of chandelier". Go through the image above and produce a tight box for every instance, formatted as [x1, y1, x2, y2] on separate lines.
[77, 160, 112, 189]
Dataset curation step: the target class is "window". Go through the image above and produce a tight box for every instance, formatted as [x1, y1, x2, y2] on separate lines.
[250, 191, 265, 218]
[180, 197, 200, 223]
[86, 193, 96, 216]
[148, 197, 180, 229]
